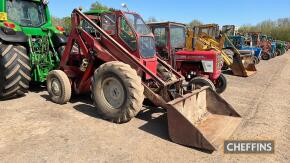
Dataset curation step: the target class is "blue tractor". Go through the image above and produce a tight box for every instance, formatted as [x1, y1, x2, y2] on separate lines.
[225, 35, 262, 64]
[267, 36, 277, 57]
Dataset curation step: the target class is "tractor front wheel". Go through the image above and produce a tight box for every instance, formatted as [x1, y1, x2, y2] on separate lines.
[215, 74, 227, 94]
[0, 43, 31, 99]
[47, 70, 72, 104]
[262, 52, 271, 60]
[92, 61, 144, 123]
[189, 77, 216, 92]
[276, 49, 281, 56]
[253, 56, 259, 65]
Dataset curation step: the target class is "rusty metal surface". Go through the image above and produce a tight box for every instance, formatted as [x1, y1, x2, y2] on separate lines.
[230, 55, 257, 77]
[165, 87, 242, 151]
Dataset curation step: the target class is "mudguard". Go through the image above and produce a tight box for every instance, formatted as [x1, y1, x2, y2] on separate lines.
[0, 27, 28, 43]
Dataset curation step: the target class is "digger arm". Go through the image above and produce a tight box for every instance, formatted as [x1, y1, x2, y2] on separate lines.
[223, 34, 242, 57]
[195, 35, 233, 66]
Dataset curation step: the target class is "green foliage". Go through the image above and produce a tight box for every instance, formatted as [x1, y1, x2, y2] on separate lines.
[90, 1, 109, 10]
[51, 16, 71, 32]
[239, 18, 290, 42]
[51, 1, 111, 33]
[188, 20, 203, 28]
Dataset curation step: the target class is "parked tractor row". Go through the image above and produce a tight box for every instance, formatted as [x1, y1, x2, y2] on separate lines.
[0, 0, 288, 152]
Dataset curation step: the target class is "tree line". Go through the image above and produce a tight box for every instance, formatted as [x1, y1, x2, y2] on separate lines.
[239, 18, 290, 42]
[51, 1, 109, 32]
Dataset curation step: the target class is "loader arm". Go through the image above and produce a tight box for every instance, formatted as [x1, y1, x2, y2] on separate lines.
[195, 35, 233, 66]
[194, 32, 256, 77]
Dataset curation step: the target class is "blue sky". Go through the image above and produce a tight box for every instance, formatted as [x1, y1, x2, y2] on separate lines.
[49, 0, 290, 26]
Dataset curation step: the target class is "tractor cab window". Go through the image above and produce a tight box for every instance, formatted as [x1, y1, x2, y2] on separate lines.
[199, 27, 219, 39]
[102, 14, 116, 35]
[153, 27, 167, 47]
[120, 16, 137, 50]
[170, 25, 186, 48]
[125, 13, 151, 35]
[7, 0, 46, 27]
[81, 19, 100, 37]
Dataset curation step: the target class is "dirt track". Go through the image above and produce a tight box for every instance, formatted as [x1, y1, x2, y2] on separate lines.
[0, 51, 290, 162]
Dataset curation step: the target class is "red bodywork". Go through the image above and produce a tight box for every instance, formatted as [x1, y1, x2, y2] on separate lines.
[259, 41, 272, 55]
[249, 32, 272, 55]
[175, 50, 222, 81]
[147, 22, 222, 83]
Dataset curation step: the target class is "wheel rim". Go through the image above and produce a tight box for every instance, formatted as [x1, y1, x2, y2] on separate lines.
[101, 77, 125, 109]
[51, 78, 61, 96]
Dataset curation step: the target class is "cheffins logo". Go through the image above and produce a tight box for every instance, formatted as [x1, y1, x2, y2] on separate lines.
[224, 140, 274, 154]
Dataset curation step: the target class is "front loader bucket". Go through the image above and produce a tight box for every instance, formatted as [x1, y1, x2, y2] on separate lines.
[230, 54, 257, 77]
[166, 87, 241, 151]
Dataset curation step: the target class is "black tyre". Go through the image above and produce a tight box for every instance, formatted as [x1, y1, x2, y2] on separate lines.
[47, 70, 72, 104]
[215, 74, 227, 94]
[276, 49, 281, 56]
[0, 43, 31, 99]
[257, 57, 261, 64]
[261, 52, 270, 60]
[189, 76, 216, 92]
[253, 56, 259, 65]
[92, 61, 144, 123]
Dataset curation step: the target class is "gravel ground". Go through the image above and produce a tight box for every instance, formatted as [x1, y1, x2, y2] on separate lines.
[0, 51, 289, 163]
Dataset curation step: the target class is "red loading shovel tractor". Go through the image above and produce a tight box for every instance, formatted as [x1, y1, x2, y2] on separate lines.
[46, 9, 241, 151]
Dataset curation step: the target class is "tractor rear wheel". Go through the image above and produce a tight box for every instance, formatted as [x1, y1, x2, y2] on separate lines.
[47, 70, 72, 104]
[189, 77, 216, 92]
[92, 61, 144, 123]
[0, 43, 31, 99]
[215, 74, 227, 94]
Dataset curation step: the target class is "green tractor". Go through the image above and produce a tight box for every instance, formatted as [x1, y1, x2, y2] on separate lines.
[276, 40, 287, 56]
[0, 0, 67, 99]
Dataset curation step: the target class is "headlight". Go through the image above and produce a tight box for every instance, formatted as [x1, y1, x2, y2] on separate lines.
[201, 61, 214, 73]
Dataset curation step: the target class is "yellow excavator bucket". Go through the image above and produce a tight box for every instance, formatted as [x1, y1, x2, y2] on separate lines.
[165, 87, 241, 151]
